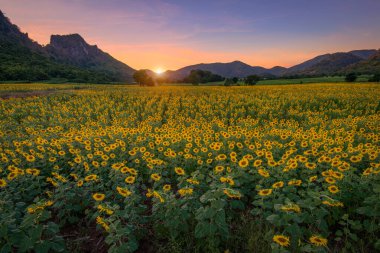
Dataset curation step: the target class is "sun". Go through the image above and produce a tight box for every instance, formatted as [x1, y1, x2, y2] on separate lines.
[154, 68, 165, 74]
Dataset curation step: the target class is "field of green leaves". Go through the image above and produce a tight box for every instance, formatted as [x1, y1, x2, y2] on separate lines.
[0, 83, 379, 253]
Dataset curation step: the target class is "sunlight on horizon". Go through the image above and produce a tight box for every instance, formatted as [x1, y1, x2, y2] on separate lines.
[154, 68, 165, 74]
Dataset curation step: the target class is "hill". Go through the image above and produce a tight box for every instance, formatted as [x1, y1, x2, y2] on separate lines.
[163, 61, 285, 81]
[161, 50, 377, 82]
[284, 50, 377, 76]
[342, 50, 380, 74]
[46, 34, 135, 81]
[0, 10, 135, 83]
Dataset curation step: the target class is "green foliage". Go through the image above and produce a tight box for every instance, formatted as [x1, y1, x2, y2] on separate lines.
[224, 78, 234, 86]
[245, 75, 260, 85]
[184, 69, 224, 85]
[0, 41, 123, 83]
[133, 70, 155, 86]
[0, 84, 379, 252]
[368, 74, 380, 82]
[345, 73, 357, 82]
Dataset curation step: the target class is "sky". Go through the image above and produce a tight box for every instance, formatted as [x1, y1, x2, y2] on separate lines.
[1, 0, 380, 72]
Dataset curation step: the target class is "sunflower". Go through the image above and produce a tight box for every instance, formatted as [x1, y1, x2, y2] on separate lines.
[324, 177, 336, 184]
[93, 193, 105, 201]
[322, 200, 344, 207]
[273, 235, 290, 247]
[238, 158, 249, 168]
[25, 155, 35, 162]
[328, 185, 339, 194]
[272, 181, 284, 188]
[362, 168, 372, 176]
[220, 177, 234, 186]
[258, 189, 273, 196]
[120, 167, 129, 173]
[309, 175, 318, 182]
[85, 174, 98, 182]
[350, 156, 361, 163]
[163, 184, 171, 192]
[97, 205, 114, 215]
[128, 168, 138, 175]
[187, 178, 200, 185]
[214, 165, 224, 173]
[125, 176, 136, 184]
[217, 154, 227, 160]
[7, 172, 17, 181]
[96, 216, 110, 231]
[281, 203, 301, 213]
[223, 188, 241, 199]
[175, 167, 185, 175]
[0, 179, 6, 188]
[305, 163, 316, 170]
[178, 188, 193, 196]
[253, 160, 262, 167]
[258, 168, 270, 178]
[288, 179, 302, 186]
[309, 235, 328, 247]
[151, 173, 161, 181]
[26, 168, 40, 176]
[116, 186, 132, 197]
[332, 171, 344, 179]
[77, 180, 84, 187]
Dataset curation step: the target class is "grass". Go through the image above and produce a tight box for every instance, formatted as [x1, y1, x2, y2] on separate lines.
[161, 75, 375, 86]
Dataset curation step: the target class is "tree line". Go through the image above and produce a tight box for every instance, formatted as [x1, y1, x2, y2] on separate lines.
[133, 69, 263, 86]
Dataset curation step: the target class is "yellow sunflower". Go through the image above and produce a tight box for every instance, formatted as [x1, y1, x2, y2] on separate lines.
[214, 165, 224, 173]
[85, 174, 98, 182]
[272, 181, 284, 189]
[309, 175, 317, 182]
[273, 235, 290, 247]
[77, 180, 84, 187]
[163, 184, 171, 192]
[238, 158, 249, 168]
[151, 173, 161, 181]
[116, 186, 132, 197]
[93, 193, 105, 201]
[0, 179, 7, 188]
[324, 177, 336, 184]
[258, 189, 273, 196]
[309, 235, 328, 247]
[288, 179, 302, 186]
[125, 176, 136, 184]
[175, 167, 185, 175]
[328, 185, 339, 194]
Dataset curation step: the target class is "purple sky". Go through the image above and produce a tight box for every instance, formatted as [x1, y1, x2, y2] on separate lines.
[1, 0, 379, 71]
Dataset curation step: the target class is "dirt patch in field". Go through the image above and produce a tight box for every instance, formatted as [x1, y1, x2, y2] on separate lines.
[0, 89, 82, 99]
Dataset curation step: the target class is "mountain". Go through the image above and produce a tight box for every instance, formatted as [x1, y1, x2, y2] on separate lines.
[343, 50, 380, 74]
[0, 10, 135, 83]
[284, 50, 377, 76]
[0, 10, 43, 52]
[46, 34, 135, 81]
[162, 49, 377, 81]
[163, 61, 284, 81]
[349, 49, 378, 60]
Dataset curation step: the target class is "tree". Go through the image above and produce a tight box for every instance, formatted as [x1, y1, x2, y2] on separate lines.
[345, 73, 357, 82]
[369, 73, 380, 82]
[187, 70, 201, 85]
[184, 69, 225, 85]
[245, 75, 260, 85]
[224, 78, 234, 86]
[133, 70, 155, 86]
[232, 77, 239, 84]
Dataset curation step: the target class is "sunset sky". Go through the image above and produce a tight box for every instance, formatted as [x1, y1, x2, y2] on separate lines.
[1, 0, 380, 71]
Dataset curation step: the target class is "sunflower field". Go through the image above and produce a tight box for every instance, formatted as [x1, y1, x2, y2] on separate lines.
[0, 83, 379, 253]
